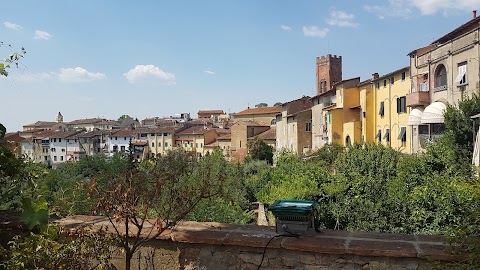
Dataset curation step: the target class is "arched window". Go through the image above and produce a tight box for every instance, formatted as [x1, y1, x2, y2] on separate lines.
[271, 119, 276, 125]
[345, 135, 351, 146]
[435, 64, 447, 91]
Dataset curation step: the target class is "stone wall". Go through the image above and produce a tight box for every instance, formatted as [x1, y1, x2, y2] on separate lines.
[52, 216, 464, 270]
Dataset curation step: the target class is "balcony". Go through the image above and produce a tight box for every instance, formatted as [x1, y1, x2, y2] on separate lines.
[406, 84, 430, 107]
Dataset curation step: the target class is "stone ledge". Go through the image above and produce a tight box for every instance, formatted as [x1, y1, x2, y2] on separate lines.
[49, 215, 467, 262]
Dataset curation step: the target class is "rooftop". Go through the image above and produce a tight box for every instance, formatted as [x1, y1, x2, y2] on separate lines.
[234, 106, 282, 116]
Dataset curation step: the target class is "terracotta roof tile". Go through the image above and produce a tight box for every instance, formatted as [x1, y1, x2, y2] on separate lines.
[198, 110, 225, 115]
[215, 128, 231, 135]
[234, 106, 282, 116]
[4, 132, 25, 143]
[23, 121, 57, 128]
[255, 128, 276, 141]
[68, 118, 106, 125]
[217, 134, 231, 140]
[177, 126, 214, 135]
[233, 120, 270, 127]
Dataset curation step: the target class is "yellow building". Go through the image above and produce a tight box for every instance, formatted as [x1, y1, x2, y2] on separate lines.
[372, 67, 411, 153]
[359, 75, 376, 143]
[147, 126, 184, 156]
[175, 126, 217, 157]
[320, 78, 360, 146]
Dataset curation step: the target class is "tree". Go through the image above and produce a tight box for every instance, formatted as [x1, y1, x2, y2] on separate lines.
[90, 148, 229, 270]
[255, 102, 268, 108]
[247, 137, 273, 164]
[0, 42, 26, 77]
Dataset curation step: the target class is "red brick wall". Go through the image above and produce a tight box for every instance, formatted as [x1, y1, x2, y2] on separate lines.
[316, 54, 342, 95]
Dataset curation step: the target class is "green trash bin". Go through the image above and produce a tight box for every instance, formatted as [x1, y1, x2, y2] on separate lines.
[268, 199, 320, 234]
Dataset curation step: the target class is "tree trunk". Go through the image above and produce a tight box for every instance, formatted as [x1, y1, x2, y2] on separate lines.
[125, 251, 133, 270]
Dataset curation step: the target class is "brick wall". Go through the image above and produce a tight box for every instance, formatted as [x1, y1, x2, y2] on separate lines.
[316, 54, 342, 95]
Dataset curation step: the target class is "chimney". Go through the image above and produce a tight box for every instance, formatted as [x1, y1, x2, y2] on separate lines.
[473, 10, 477, 18]
[372, 73, 379, 80]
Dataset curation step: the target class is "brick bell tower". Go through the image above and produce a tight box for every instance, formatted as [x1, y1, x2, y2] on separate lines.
[316, 54, 342, 95]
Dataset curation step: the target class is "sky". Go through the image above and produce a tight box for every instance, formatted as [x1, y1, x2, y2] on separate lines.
[1, 0, 479, 132]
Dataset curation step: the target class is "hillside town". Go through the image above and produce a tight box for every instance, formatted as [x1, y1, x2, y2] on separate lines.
[4, 12, 480, 167]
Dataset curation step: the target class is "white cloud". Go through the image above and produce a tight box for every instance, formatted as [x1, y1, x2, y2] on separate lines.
[124, 64, 175, 84]
[326, 10, 359, 27]
[303, 26, 329, 38]
[58, 67, 106, 83]
[280, 24, 292, 31]
[34, 30, 52, 40]
[364, 0, 477, 18]
[4, 22, 22, 31]
[204, 70, 215, 75]
[410, 0, 479, 15]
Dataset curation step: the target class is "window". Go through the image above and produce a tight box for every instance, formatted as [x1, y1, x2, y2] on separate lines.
[163, 133, 168, 136]
[113, 145, 118, 152]
[60, 156, 64, 161]
[435, 64, 447, 91]
[59, 138, 62, 142]
[190, 143, 193, 147]
[164, 142, 168, 147]
[376, 81, 380, 89]
[455, 62, 467, 85]
[401, 72, 406, 81]
[379, 101, 385, 117]
[271, 119, 276, 125]
[44, 156, 48, 161]
[306, 122, 312, 132]
[196, 143, 198, 148]
[419, 125, 429, 135]
[54, 156, 57, 161]
[61, 149, 65, 152]
[75, 139, 77, 143]
[184, 143, 187, 147]
[97, 148, 101, 152]
[200, 143, 203, 148]
[54, 138, 57, 142]
[115, 137, 118, 140]
[120, 146, 126, 151]
[376, 130, 382, 142]
[152, 142, 155, 147]
[51, 148, 56, 152]
[390, 76, 394, 85]
[124, 137, 127, 140]
[397, 96, 407, 113]
[398, 127, 407, 142]
[384, 129, 390, 142]
[383, 80, 387, 87]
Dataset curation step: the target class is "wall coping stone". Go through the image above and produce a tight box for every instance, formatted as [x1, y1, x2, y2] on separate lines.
[47, 215, 467, 262]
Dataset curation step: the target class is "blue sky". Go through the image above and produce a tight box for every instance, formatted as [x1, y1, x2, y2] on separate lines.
[1, 0, 478, 132]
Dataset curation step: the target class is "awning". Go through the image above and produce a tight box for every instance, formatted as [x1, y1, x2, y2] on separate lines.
[383, 129, 390, 141]
[455, 64, 467, 83]
[407, 108, 423, 126]
[375, 130, 381, 140]
[398, 127, 406, 141]
[421, 102, 446, 124]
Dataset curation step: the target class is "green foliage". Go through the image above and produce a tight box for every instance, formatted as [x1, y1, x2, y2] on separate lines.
[247, 137, 273, 164]
[186, 197, 253, 224]
[0, 42, 26, 77]
[20, 197, 49, 232]
[242, 159, 272, 202]
[257, 153, 329, 204]
[0, 227, 116, 270]
[307, 143, 344, 170]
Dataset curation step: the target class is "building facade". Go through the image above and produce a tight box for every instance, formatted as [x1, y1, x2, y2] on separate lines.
[407, 13, 480, 153]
